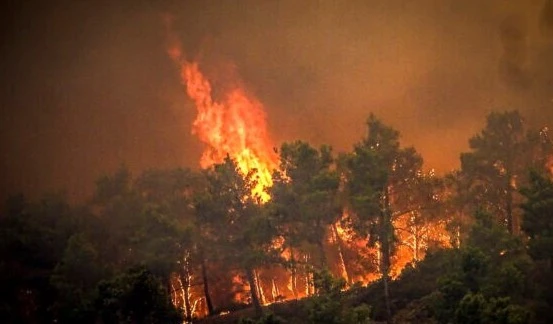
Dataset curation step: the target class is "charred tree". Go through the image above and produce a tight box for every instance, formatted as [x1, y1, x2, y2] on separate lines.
[200, 257, 214, 316]
[246, 266, 263, 317]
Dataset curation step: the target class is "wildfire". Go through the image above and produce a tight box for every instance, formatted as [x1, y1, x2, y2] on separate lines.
[166, 23, 278, 202]
[162, 18, 453, 320]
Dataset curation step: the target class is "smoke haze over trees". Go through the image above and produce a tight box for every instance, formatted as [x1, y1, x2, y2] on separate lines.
[2, 1, 553, 323]
[2, 0, 553, 202]
[2, 110, 553, 323]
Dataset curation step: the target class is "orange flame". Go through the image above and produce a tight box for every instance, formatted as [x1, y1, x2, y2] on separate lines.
[163, 22, 454, 317]
[166, 25, 278, 201]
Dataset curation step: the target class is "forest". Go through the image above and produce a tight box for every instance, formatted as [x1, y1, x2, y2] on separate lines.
[2, 110, 553, 324]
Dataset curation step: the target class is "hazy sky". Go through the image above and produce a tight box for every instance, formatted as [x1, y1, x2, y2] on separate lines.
[1, 0, 552, 202]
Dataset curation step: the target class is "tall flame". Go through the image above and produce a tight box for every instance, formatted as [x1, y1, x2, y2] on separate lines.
[163, 22, 455, 320]
[166, 25, 278, 201]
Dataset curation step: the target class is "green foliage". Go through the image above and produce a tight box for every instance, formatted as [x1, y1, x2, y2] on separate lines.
[197, 157, 280, 315]
[377, 207, 537, 323]
[483, 296, 531, 324]
[95, 266, 182, 324]
[0, 167, 199, 322]
[197, 157, 277, 264]
[454, 292, 487, 324]
[271, 141, 341, 269]
[238, 312, 287, 324]
[423, 211, 534, 323]
[50, 233, 103, 322]
[2, 110, 553, 323]
[460, 246, 489, 291]
[455, 293, 530, 324]
[343, 114, 426, 321]
[459, 110, 553, 234]
[431, 276, 468, 321]
[92, 166, 195, 281]
[521, 170, 553, 262]
[342, 304, 372, 324]
[0, 193, 79, 322]
[520, 170, 553, 321]
[343, 114, 424, 254]
[305, 269, 371, 324]
[459, 111, 526, 220]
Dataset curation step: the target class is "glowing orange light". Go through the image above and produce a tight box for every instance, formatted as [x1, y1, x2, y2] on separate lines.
[166, 25, 278, 202]
[163, 18, 454, 316]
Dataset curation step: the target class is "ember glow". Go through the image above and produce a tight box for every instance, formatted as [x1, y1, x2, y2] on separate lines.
[166, 28, 278, 202]
[162, 30, 455, 317]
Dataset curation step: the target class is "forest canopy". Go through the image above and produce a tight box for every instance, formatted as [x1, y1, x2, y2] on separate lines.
[2, 110, 553, 323]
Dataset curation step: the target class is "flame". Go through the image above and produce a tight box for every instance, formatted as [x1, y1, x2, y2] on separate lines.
[163, 18, 455, 318]
[166, 23, 277, 202]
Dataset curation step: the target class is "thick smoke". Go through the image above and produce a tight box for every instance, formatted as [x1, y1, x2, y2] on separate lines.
[541, 0, 553, 35]
[1, 0, 552, 201]
[500, 14, 529, 88]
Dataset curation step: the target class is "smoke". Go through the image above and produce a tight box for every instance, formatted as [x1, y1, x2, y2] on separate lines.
[1, 0, 553, 202]
[499, 14, 529, 88]
[541, 0, 553, 35]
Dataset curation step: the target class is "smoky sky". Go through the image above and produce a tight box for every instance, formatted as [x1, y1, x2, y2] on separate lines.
[1, 0, 553, 202]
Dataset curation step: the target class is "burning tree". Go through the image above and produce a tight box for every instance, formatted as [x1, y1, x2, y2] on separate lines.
[342, 114, 427, 322]
[270, 141, 342, 297]
[460, 110, 553, 235]
[195, 157, 281, 316]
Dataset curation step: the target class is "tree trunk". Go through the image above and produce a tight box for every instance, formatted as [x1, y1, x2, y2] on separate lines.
[305, 254, 314, 296]
[290, 248, 298, 298]
[271, 279, 279, 302]
[246, 266, 263, 317]
[170, 281, 177, 306]
[380, 222, 392, 323]
[254, 269, 266, 305]
[381, 189, 393, 323]
[332, 223, 351, 283]
[506, 171, 517, 235]
[413, 222, 419, 263]
[315, 219, 327, 269]
[454, 211, 462, 248]
[316, 237, 327, 270]
[182, 256, 193, 322]
[200, 257, 214, 316]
